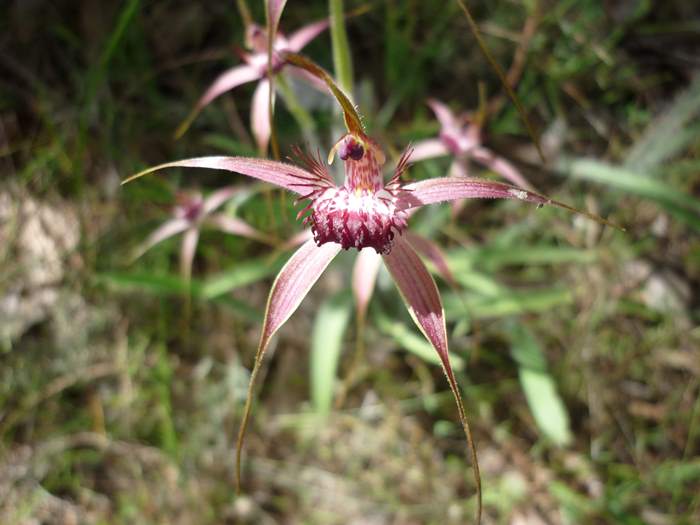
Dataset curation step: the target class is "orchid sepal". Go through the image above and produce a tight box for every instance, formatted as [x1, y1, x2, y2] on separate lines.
[382, 237, 482, 523]
[235, 239, 341, 491]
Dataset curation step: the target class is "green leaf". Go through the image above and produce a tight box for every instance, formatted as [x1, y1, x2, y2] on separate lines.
[448, 245, 598, 273]
[375, 312, 465, 371]
[96, 271, 194, 295]
[508, 323, 572, 446]
[444, 287, 573, 319]
[625, 74, 700, 171]
[561, 158, 700, 230]
[95, 271, 261, 321]
[310, 291, 353, 415]
[200, 254, 286, 299]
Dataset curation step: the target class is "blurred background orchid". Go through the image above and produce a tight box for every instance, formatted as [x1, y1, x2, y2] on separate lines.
[411, 98, 536, 216]
[132, 186, 272, 282]
[174, 3, 329, 153]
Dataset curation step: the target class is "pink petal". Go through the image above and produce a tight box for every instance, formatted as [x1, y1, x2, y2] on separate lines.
[202, 186, 241, 215]
[352, 248, 382, 322]
[409, 138, 449, 162]
[427, 98, 459, 131]
[260, 238, 340, 353]
[404, 231, 457, 288]
[197, 65, 260, 109]
[398, 177, 621, 230]
[471, 146, 536, 192]
[267, 0, 289, 37]
[236, 238, 340, 489]
[251, 79, 272, 154]
[286, 19, 330, 52]
[180, 227, 200, 281]
[175, 65, 260, 139]
[206, 213, 273, 244]
[122, 157, 316, 195]
[382, 237, 450, 370]
[133, 218, 190, 261]
[398, 176, 551, 209]
[382, 236, 481, 519]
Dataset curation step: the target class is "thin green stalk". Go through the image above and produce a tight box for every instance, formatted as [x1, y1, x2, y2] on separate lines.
[236, 0, 253, 29]
[277, 75, 319, 149]
[456, 0, 545, 164]
[329, 0, 354, 95]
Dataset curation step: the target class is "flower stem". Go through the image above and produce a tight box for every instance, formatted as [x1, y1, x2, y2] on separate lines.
[329, 0, 354, 95]
[236, 0, 253, 29]
[276, 74, 319, 149]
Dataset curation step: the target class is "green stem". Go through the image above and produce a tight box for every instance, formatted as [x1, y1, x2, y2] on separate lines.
[277, 75, 319, 148]
[329, 0, 354, 95]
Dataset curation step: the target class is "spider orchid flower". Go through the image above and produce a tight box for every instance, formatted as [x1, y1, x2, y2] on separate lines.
[132, 186, 272, 281]
[174, 5, 329, 153]
[412, 98, 535, 192]
[124, 55, 618, 523]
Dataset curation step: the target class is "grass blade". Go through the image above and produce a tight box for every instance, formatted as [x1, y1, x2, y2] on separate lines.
[310, 291, 353, 415]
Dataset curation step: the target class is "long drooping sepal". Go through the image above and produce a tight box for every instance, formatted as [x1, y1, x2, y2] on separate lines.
[382, 237, 481, 524]
[398, 176, 623, 230]
[174, 65, 260, 139]
[122, 157, 317, 196]
[404, 231, 457, 289]
[235, 239, 341, 490]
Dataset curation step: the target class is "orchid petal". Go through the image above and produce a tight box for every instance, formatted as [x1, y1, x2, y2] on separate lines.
[404, 231, 457, 288]
[267, 0, 288, 39]
[382, 237, 481, 522]
[236, 239, 341, 490]
[122, 157, 315, 196]
[202, 186, 241, 215]
[132, 218, 190, 261]
[206, 213, 273, 244]
[251, 79, 272, 154]
[398, 176, 621, 230]
[471, 146, 536, 192]
[174, 65, 260, 139]
[399, 176, 549, 207]
[427, 98, 459, 131]
[409, 138, 450, 162]
[180, 227, 200, 281]
[287, 19, 330, 52]
[352, 248, 382, 322]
